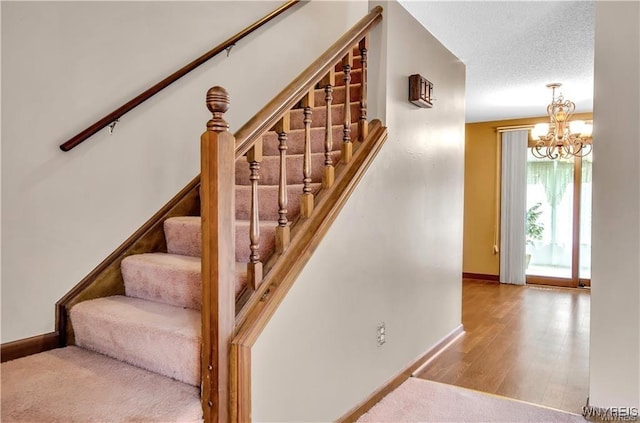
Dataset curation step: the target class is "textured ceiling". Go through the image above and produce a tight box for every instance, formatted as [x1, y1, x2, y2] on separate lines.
[398, 1, 596, 123]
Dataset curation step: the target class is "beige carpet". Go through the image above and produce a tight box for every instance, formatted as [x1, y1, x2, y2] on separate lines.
[1, 346, 202, 423]
[358, 378, 585, 422]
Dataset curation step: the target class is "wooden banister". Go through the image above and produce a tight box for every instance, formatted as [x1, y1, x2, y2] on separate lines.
[59, 0, 301, 152]
[199, 7, 384, 421]
[233, 5, 383, 159]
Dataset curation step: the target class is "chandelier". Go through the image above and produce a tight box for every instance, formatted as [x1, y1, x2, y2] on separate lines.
[530, 83, 593, 159]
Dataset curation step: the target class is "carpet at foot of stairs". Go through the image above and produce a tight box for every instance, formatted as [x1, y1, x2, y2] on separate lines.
[1, 346, 202, 423]
[357, 377, 585, 423]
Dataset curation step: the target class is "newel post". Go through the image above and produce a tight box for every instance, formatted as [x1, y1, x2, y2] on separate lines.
[200, 86, 235, 423]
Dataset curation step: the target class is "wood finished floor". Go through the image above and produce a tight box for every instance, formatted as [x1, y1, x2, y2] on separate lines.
[415, 279, 590, 414]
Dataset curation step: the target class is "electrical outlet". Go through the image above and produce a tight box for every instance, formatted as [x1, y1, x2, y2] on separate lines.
[377, 322, 386, 346]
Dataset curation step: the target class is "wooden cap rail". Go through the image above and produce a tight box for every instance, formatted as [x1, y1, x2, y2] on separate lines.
[59, 0, 301, 152]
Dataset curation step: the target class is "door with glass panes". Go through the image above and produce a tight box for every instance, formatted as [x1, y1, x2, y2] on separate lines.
[525, 145, 592, 287]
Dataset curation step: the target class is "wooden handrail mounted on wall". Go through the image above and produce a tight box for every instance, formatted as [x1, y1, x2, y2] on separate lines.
[59, 0, 301, 152]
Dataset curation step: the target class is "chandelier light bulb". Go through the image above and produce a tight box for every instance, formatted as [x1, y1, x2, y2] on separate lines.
[531, 123, 549, 140]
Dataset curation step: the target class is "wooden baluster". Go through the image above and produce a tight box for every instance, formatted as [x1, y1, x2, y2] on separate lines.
[247, 140, 263, 290]
[321, 70, 335, 188]
[300, 91, 314, 218]
[358, 36, 368, 141]
[275, 113, 290, 253]
[200, 86, 234, 423]
[341, 51, 353, 163]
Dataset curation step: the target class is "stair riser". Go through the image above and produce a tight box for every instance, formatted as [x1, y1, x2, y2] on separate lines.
[262, 123, 358, 156]
[164, 219, 279, 266]
[122, 255, 201, 310]
[334, 68, 362, 86]
[334, 55, 362, 72]
[289, 102, 360, 131]
[236, 183, 321, 221]
[164, 219, 201, 258]
[313, 84, 361, 107]
[236, 150, 341, 186]
[235, 221, 276, 263]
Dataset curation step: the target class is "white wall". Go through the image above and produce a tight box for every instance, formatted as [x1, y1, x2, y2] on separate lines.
[1, 1, 367, 343]
[251, 2, 465, 421]
[590, 1, 640, 409]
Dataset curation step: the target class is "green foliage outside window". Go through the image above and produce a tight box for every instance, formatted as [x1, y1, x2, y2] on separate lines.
[527, 203, 544, 246]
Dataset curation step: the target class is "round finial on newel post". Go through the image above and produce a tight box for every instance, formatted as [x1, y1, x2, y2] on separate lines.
[206, 86, 230, 132]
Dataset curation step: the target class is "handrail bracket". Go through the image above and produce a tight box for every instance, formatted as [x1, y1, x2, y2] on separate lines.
[107, 119, 119, 135]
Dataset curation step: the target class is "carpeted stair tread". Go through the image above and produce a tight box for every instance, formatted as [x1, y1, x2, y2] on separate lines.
[289, 102, 360, 130]
[122, 253, 202, 310]
[0, 346, 202, 423]
[261, 123, 358, 155]
[236, 183, 321, 221]
[71, 295, 201, 386]
[235, 150, 341, 186]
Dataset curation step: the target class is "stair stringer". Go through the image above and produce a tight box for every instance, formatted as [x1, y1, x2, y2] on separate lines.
[230, 119, 388, 423]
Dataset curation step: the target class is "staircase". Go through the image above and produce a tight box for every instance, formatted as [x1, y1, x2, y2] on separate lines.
[69, 65, 362, 386]
[1, 26, 385, 420]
